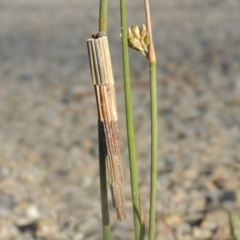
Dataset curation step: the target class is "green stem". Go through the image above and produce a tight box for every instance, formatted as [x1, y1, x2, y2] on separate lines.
[143, 0, 158, 238]
[119, 0, 142, 239]
[99, 0, 108, 32]
[148, 61, 158, 240]
[98, 122, 111, 240]
[98, 0, 111, 239]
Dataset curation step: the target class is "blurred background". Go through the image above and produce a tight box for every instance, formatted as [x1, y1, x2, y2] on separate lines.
[0, 0, 240, 239]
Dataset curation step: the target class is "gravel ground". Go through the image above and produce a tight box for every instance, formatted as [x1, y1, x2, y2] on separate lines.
[0, 0, 240, 239]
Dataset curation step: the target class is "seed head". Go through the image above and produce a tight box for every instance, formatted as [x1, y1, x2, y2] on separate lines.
[120, 24, 149, 57]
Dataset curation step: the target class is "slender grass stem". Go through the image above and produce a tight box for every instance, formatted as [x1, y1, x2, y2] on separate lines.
[99, 0, 108, 32]
[98, 0, 111, 238]
[98, 122, 111, 240]
[148, 61, 157, 240]
[119, 0, 142, 239]
[144, 0, 158, 239]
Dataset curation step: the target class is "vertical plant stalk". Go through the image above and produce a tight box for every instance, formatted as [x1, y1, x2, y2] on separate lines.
[87, 34, 126, 220]
[144, 0, 158, 239]
[98, 0, 111, 237]
[148, 60, 157, 240]
[98, 122, 111, 239]
[99, 0, 108, 32]
[119, 0, 142, 239]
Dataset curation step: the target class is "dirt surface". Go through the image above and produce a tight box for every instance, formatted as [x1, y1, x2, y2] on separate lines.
[0, 0, 240, 239]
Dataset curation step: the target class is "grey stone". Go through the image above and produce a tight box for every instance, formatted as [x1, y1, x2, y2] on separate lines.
[193, 227, 213, 240]
[185, 212, 204, 227]
[188, 198, 206, 213]
[175, 223, 191, 235]
[0, 194, 15, 210]
[219, 190, 236, 203]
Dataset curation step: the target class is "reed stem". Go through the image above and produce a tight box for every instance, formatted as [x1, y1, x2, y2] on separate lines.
[148, 61, 157, 240]
[98, 0, 111, 238]
[119, 0, 142, 239]
[99, 0, 108, 32]
[98, 122, 112, 240]
[144, 0, 158, 239]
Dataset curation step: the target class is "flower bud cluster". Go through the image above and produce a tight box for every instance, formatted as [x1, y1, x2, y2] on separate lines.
[120, 24, 149, 57]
